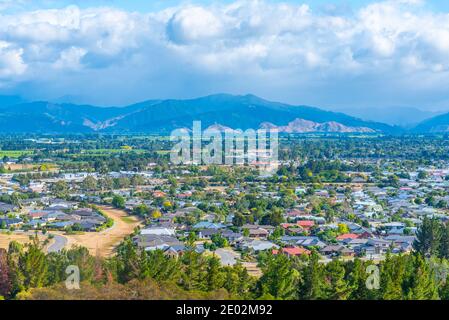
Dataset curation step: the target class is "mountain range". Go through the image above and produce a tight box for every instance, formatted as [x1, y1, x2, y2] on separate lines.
[0, 94, 446, 134]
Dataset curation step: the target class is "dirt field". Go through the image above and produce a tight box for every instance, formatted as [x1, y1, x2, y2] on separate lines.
[5, 163, 59, 172]
[55, 206, 143, 257]
[0, 231, 53, 250]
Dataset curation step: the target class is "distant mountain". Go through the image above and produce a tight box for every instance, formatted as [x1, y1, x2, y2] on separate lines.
[412, 112, 449, 133]
[260, 119, 375, 133]
[0, 94, 400, 134]
[334, 106, 438, 127]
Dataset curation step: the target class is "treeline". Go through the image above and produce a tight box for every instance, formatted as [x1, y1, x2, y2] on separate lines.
[0, 236, 253, 300]
[2, 235, 449, 300]
[257, 251, 449, 300]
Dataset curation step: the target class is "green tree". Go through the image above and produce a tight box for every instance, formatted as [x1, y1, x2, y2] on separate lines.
[112, 195, 126, 209]
[0, 248, 11, 298]
[413, 217, 442, 258]
[258, 253, 298, 300]
[299, 252, 325, 299]
[324, 260, 351, 300]
[406, 254, 439, 300]
[19, 236, 49, 289]
[206, 256, 225, 291]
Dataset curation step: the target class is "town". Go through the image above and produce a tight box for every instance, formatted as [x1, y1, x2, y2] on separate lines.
[0, 135, 449, 299]
[1, 135, 449, 290]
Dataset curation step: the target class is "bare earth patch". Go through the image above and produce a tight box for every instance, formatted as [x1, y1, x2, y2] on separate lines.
[55, 205, 143, 257]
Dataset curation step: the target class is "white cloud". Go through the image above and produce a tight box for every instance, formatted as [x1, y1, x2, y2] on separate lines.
[167, 6, 224, 44]
[0, 0, 449, 108]
[53, 46, 86, 70]
[0, 41, 27, 79]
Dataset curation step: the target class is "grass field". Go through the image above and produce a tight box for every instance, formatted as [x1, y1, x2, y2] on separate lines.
[0, 231, 52, 250]
[121, 216, 137, 224]
[0, 150, 34, 158]
[83, 148, 146, 154]
[68, 149, 148, 157]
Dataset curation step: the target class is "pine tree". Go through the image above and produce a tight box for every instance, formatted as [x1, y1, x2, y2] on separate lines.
[406, 254, 439, 300]
[116, 239, 141, 282]
[347, 259, 379, 300]
[324, 259, 351, 300]
[439, 223, 449, 259]
[19, 235, 49, 289]
[380, 253, 406, 300]
[413, 217, 442, 258]
[180, 250, 208, 291]
[206, 256, 225, 291]
[439, 275, 449, 300]
[258, 253, 298, 300]
[299, 251, 325, 300]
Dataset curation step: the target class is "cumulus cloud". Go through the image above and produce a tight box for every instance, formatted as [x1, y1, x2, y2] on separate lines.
[0, 41, 27, 79]
[0, 0, 449, 108]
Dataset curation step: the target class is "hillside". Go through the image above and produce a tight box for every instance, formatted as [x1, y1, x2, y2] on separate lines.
[412, 112, 449, 133]
[0, 94, 399, 134]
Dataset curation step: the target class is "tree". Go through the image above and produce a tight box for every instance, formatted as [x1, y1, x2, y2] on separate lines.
[211, 234, 228, 248]
[232, 213, 245, 227]
[206, 257, 225, 291]
[162, 200, 172, 211]
[337, 223, 350, 235]
[82, 176, 98, 191]
[258, 253, 298, 300]
[439, 222, 449, 259]
[260, 208, 284, 226]
[151, 210, 162, 220]
[299, 252, 325, 299]
[112, 195, 125, 209]
[0, 248, 11, 298]
[439, 275, 449, 300]
[418, 171, 428, 180]
[406, 254, 439, 300]
[138, 250, 181, 282]
[379, 253, 405, 300]
[115, 239, 140, 282]
[324, 260, 351, 300]
[180, 250, 208, 291]
[133, 204, 150, 217]
[413, 217, 442, 258]
[51, 181, 69, 198]
[347, 259, 378, 300]
[19, 236, 49, 289]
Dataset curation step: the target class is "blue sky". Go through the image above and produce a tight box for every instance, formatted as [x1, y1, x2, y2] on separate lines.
[5, 0, 449, 12]
[1, 0, 449, 110]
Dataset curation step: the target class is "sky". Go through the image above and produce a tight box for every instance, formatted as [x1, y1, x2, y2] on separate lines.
[1, 0, 449, 110]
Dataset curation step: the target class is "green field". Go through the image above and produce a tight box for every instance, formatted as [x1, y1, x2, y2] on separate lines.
[69, 149, 148, 157]
[0, 150, 34, 158]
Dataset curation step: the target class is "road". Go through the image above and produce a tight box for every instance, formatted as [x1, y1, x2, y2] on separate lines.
[47, 234, 68, 253]
[215, 248, 239, 266]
